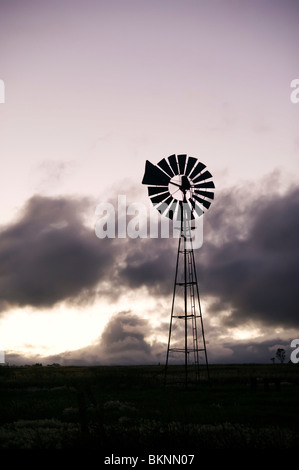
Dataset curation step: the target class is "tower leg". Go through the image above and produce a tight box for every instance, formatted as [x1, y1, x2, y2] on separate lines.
[191, 247, 210, 382]
[183, 230, 188, 388]
[164, 234, 181, 385]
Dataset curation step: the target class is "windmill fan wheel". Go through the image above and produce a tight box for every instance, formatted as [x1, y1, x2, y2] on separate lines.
[142, 154, 215, 220]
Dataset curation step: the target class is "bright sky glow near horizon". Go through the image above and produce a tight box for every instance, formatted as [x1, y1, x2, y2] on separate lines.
[0, 0, 298, 365]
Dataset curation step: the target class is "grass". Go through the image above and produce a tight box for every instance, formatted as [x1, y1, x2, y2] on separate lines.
[0, 363, 299, 452]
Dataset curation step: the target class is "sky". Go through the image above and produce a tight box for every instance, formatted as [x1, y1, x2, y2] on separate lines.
[0, 0, 298, 365]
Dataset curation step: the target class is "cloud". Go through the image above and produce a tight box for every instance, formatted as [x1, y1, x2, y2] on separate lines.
[32, 159, 76, 191]
[113, 182, 299, 331]
[215, 338, 293, 364]
[1, 180, 298, 338]
[200, 185, 299, 328]
[116, 237, 177, 295]
[0, 195, 115, 310]
[96, 311, 163, 364]
[6, 311, 165, 366]
[6, 312, 294, 366]
[0, 190, 175, 312]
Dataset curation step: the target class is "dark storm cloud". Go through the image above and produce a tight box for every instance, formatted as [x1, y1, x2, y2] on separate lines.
[100, 311, 150, 352]
[116, 237, 177, 295]
[0, 190, 175, 312]
[95, 188, 178, 295]
[0, 195, 115, 309]
[199, 186, 299, 328]
[218, 338, 293, 364]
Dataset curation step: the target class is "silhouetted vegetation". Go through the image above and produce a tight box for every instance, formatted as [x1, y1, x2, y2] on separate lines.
[276, 348, 286, 363]
[0, 364, 299, 451]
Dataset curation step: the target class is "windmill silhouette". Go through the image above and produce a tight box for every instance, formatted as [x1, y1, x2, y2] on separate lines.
[142, 154, 215, 386]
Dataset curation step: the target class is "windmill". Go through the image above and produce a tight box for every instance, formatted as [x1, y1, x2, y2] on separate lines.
[142, 154, 215, 386]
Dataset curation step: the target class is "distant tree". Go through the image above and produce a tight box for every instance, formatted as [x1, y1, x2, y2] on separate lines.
[270, 357, 275, 364]
[276, 348, 286, 364]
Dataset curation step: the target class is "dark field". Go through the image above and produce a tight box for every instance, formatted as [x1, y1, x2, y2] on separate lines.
[0, 364, 299, 454]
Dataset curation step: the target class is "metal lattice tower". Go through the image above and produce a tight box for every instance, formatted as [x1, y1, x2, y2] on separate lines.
[142, 154, 215, 386]
[164, 202, 209, 386]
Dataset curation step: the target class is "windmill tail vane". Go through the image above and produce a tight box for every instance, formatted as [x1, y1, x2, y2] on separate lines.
[142, 154, 215, 387]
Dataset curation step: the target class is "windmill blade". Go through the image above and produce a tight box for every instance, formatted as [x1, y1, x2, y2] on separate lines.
[157, 158, 174, 177]
[177, 154, 187, 174]
[154, 201, 169, 216]
[163, 195, 174, 207]
[184, 156, 198, 176]
[193, 193, 211, 209]
[158, 195, 173, 208]
[165, 199, 178, 220]
[159, 196, 176, 219]
[142, 160, 170, 186]
[192, 170, 213, 184]
[194, 189, 214, 200]
[190, 198, 204, 218]
[148, 186, 169, 197]
[193, 180, 215, 189]
[186, 201, 196, 220]
[185, 201, 195, 220]
[189, 161, 206, 180]
[149, 191, 171, 204]
[168, 154, 179, 175]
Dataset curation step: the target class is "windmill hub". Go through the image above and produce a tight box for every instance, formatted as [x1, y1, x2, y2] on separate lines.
[169, 175, 192, 201]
